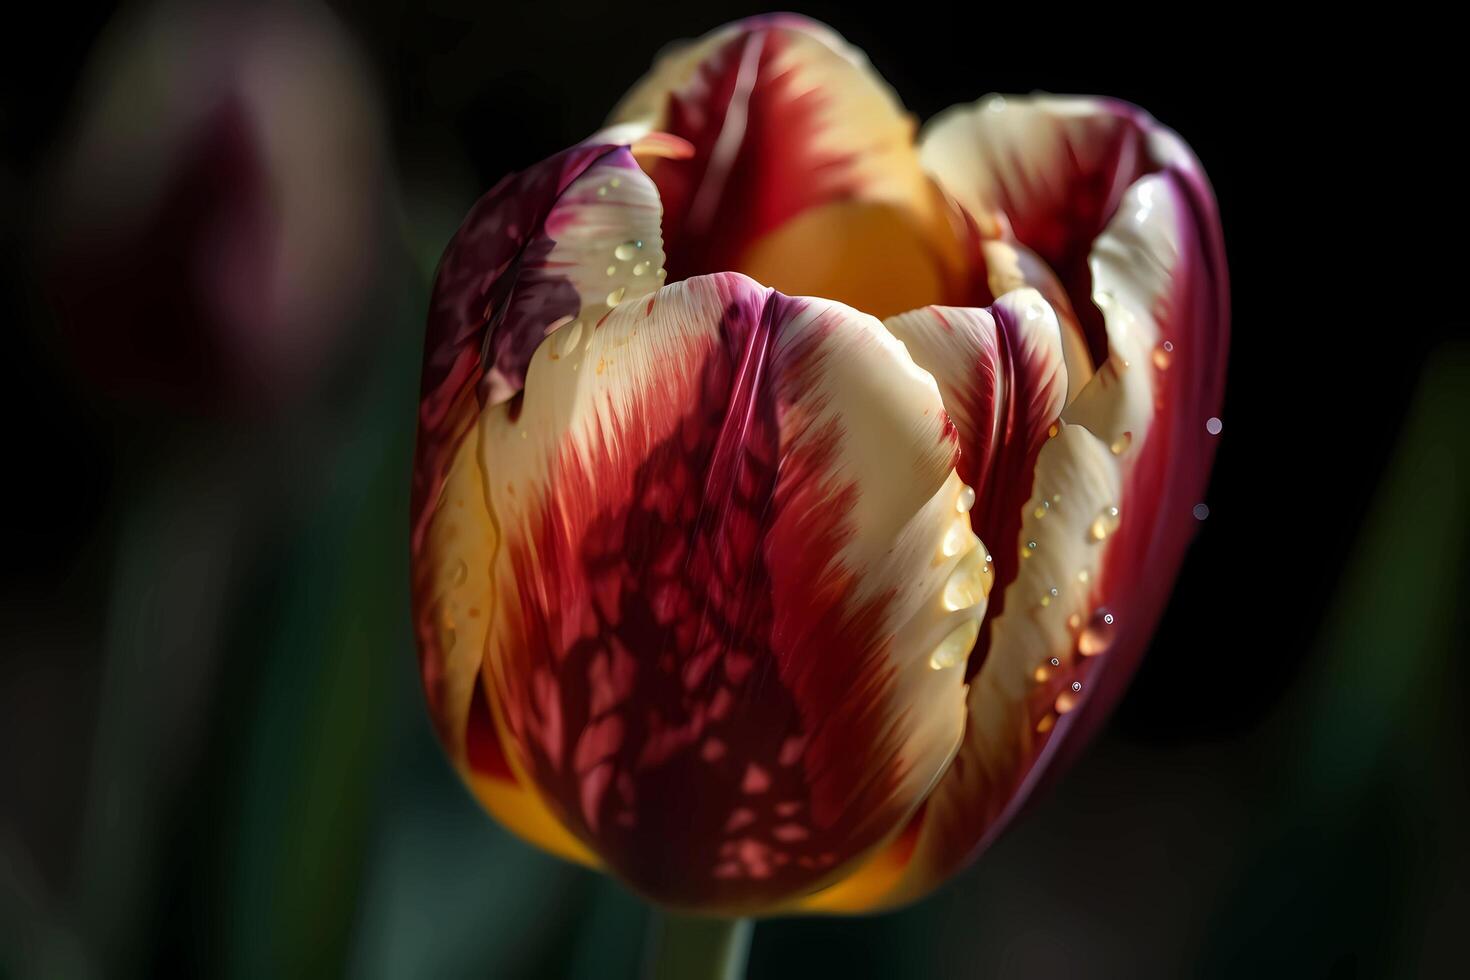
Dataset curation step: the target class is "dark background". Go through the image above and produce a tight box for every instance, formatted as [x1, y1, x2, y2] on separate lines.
[2, 2, 1464, 978]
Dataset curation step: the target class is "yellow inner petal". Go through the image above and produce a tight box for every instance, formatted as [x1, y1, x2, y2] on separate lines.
[734, 197, 962, 320]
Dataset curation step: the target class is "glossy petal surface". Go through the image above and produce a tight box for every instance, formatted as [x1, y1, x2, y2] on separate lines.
[413, 134, 678, 865]
[420, 259, 989, 910]
[806, 99, 1227, 911]
[610, 15, 970, 316]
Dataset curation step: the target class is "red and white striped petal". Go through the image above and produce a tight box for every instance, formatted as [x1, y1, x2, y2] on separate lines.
[919, 94, 1218, 368]
[412, 134, 681, 865]
[803, 102, 1226, 912]
[474, 272, 986, 912]
[608, 15, 971, 316]
[884, 291, 1069, 681]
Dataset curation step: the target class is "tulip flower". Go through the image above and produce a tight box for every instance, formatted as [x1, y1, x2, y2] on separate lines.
[411, 14, 1227, 925]
[46, 1, 385, 412]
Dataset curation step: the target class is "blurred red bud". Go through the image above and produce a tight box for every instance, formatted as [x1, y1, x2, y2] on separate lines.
[44, 1, 387, 413]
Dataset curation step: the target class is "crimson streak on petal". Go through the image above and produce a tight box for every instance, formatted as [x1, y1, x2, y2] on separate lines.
[414, 140, 625, 561]
[493, 285, 947, 910]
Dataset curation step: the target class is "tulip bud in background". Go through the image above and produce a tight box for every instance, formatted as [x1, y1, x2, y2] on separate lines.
[12, 4, 396, 974]
[44, 0, 386, 413]
[412, 14, 1227, 920]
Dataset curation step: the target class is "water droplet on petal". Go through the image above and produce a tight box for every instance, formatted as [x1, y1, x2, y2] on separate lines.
[614, 241, 639, 261]
[632, 261, 650, 276]
[1206, 416, 1223, 435]
[1021, 540, 1037, 558]
[656, 268, 667, 280]
[606, 265, 618, 277]
[1089, 505, 1121, 542]
[1152, 343, 1172, 370]
[1049, 657, 1061, 667]
[1193, 503, 1210, 520]
[956, 484, 976, 513]
[940, 519, 970, 557]
[1079, 608, 1116, 656]
[606, 286, 626, 307]
[1110, 432, 1133, 455]
[1034, 500, 1050, 519]
[555, 320, 584, 357]
[929, 619, 979, 670]
[942, 549, 992, 611]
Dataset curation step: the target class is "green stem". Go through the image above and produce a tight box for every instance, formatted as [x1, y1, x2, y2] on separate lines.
[645, 913, 753, 980]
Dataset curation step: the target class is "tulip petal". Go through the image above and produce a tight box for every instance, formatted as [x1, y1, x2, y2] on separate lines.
[884, 291, 1069, 681]
[609, 15, 969, 316]
[413, 136, 674, 864]
[471, 272, 986, 912]
[804, 106, 1226, 910]
[919, 94, 1215, 366]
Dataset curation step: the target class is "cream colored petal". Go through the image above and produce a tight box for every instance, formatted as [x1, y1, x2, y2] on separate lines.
[471, 271, 988, 911]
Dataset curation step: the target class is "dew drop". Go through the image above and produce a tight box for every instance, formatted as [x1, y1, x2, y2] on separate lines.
[1077, 569, 1090, 584]
[632, 260, 650, 276]
[606, 286, 626, 307]
[1049, 586, 1060, 597]
[940, 519, 970, 557]
[1193, 502, 1210, 520]
[1152, 343, 1172, 370]
[1110, 431, 1133, 455]
[555, 320, 584, 358]
[1034, 500, 1050, 519]
[1206, 416, 1223, 435]
[1078, 608, 1117, 656]
[942, 549, 992, 611]
[929, 618, 979, 670]
[1049, 657, 1060, 667]
[956, 484, 976, 513]
[614, 241, 640, 261]
[1021, 540, 1037, 558]
[656, 268, 667, 280]
[609, 176, 621, 188]
[606, 264, 618, 277]
[1089, 505, 1121, 542]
